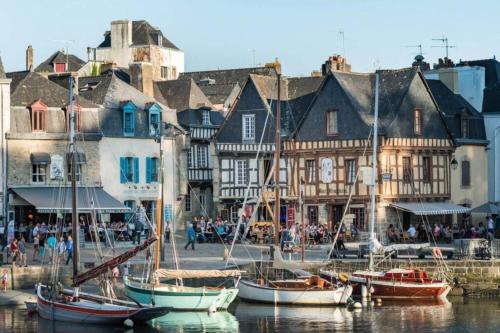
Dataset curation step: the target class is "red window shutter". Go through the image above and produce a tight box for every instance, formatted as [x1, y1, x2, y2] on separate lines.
[55, 63, 66, 72]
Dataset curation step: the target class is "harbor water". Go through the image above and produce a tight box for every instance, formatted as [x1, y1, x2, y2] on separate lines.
[0, 297, 498, 333]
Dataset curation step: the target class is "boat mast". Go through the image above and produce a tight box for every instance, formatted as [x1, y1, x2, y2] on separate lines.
[69, 76, 79, 285]
[369, 72, 380, 272]
[273, 64, 281, 246]
[300, 178, 305, 262]
[155, 136, 164, 272]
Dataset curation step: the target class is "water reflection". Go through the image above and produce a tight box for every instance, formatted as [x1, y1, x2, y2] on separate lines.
[153, 311, 238, 333]
[0, 297, 498, 333]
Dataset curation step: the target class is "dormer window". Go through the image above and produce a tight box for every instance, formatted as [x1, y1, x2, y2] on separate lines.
[242, 114, 255, 143]
[461, 117, 469, 138]
[30, 100, 48, 132]
[414, 108, 422, 135]
[146, 103, 161, 136]
[54, 63, 66, 73]
[202, 110, 211, 125]
[121, 101, 137, 136]
[326, 110, 338, 135]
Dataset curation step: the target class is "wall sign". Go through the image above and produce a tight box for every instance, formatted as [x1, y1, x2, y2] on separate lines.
[321, 158, 333, 183]
[50, 155, 64, 180]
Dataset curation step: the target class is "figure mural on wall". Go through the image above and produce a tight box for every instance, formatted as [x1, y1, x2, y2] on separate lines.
[321, 158, 333, 183]
[50, 155, 64, 180]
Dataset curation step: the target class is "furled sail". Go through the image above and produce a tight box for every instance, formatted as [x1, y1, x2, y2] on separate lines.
[154, 269, 243, 279]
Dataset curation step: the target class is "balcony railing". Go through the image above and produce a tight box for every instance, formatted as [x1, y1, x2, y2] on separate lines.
[188, 168, 212, 181]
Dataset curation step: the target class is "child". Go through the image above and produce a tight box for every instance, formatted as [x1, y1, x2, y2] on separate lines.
[1, 269, 7, 292]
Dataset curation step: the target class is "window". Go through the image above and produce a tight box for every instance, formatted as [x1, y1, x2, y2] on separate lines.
[306, 160, 316, 184]
[403, 157, 412, 183]
[326, 110, 338, 135]
[67, 162, 82, 183]
[200, 188, 206, 209]
[422, 156, 431, 183]
[161, 66, 169, 79]
[149, 112, 160, 136]
[31, 109, 46, 132]
[54, 63, 66, 73]
[461, 160, 471, 187]
[202, 110, 211, 125]
[350, 207, 366, 231]
[242, 114, 255, 142]
[185, 188, 192, 212]
[236, 160, 248, 185]
[414, 109, 422, 135]
[122, 102, 136, 136]
[307, 206, 318, 225]
[461, 118, 469, 138]
[187, 149, 193, 168]
[32, 164, 46, 184]
[172, 66, 177, 79]
[146, 157, 159, 183]
[197, 146, 207, 168]
[120, 157, 139, 183]
[345, 159, 356, 184]
[264, 159, 273, 182]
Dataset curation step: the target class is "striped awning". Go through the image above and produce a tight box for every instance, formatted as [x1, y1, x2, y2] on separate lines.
[389, 202, 471, 215]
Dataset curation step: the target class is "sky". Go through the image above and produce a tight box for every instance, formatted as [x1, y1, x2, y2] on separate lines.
[1, 0, 499, 76]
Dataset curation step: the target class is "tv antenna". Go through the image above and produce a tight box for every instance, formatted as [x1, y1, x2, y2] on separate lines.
[431, 37, 456, 59]
[406, 44, 424, 56]
[53, 39, 75, 70]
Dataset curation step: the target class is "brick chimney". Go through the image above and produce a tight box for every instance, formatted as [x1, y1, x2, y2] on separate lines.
[130, 62, 153, 98]
[26, 45, 33, 71]
[322, 54, 351, 75]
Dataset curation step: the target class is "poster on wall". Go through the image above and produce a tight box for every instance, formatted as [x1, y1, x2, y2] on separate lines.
[321, 158, 333, 183]
[164, 204, 173, 222]
[50, 155, 64, 180]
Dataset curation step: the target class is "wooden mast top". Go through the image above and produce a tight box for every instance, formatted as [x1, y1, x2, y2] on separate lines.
[273, 61, 282, 246]
[69, 76, 79, 285]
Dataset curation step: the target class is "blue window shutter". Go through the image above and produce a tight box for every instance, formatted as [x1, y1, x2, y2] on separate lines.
[120, 157, 126, 184]
[146, 157, 152, 183]
[133, 157, 139, 183]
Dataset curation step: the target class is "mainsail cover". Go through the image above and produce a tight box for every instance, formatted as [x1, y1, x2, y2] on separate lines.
[272, 245, 326, 270]
[75, 236, 157, 286]
[155, 269, 242, 279]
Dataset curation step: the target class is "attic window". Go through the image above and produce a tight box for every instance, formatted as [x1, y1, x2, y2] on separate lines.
[157, 33, 162, 47]
[54, 63, 66, 73]
[326, 110, 338, 135]
[461, 117, 469, 138]
[79, 81, 101, 92]
[414, 109, 422, 135]
[202, 110, 211, 125]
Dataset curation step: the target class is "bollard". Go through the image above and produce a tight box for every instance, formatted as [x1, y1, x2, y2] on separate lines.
[223, 248, 229, 261]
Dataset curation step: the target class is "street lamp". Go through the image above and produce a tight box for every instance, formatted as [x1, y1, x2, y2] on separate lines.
[451, 156, 458, 170]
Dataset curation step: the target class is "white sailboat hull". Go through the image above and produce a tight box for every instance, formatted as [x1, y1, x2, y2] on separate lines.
[124, 277, 239, 311]
[238, 279, 352, 305]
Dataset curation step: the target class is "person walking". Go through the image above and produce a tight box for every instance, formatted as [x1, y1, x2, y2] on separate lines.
[134, 215, 144, 245]
[47, 233, 56, 263]
[10, 238, 19, 266]
[65, 236, 74, 265]
[57, 237, 66, 263]
[184, 223, 196, 250]
[165, 221, 171, 244]
[32, 234, 39, 262]
[18, 236, 27, 267]
[38, 234, 46, 262]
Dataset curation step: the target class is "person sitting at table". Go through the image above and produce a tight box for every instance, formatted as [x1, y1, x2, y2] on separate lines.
[386, 224, 399, 243]
[216, 222, 226, 241]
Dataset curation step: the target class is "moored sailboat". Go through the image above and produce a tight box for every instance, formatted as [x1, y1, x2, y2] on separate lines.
[321, 72, 451, 300]
[35, 76, 170, 324]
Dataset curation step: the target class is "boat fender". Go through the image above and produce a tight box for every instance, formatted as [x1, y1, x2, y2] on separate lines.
[208, 304, 217, 314]
[353, 302, 362, 309]
[339, 272, 349, 284]
[123, 319, 134, 328]
[376, 298, 382, 305]
[432, 248, 443, 258]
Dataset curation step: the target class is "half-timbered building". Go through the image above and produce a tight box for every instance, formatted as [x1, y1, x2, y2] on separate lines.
[286, 67, 464, 235]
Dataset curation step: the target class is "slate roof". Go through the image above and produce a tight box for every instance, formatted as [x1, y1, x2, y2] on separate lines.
[458, 58, 500, 113]
[0, 57, 5, 79]
[198, 83, 239, 105]
[427, 79, 486, 143]
[177, 108, 225, 129]
[7, 71, 97, 108]
[34, 51, 86, 73]
[217, 67, 453, 144]
[97, 20, 180, 50]
[180, 66, 276, 86]
[154, 79, 213, 111]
